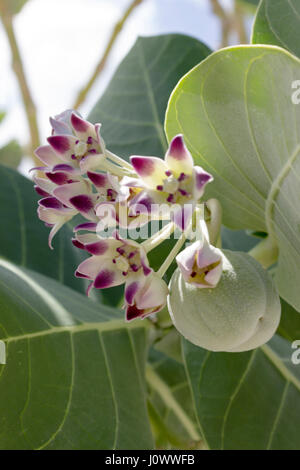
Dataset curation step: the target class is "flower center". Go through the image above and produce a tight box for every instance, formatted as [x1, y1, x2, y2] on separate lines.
[71, 136, 100, 161]
[113, 246, 141, 276]
[156, 170, 192, 203]
[189, 259, 221, 285]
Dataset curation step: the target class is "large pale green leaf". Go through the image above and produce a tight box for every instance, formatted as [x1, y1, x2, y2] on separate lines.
[0, 164, 89, 295]
[0, 258, 153, 449]
[183, 334, 300, 449]
[89, 34, 211, 160]
[252, 0, 300, 58]
[165, 45, 300, 311]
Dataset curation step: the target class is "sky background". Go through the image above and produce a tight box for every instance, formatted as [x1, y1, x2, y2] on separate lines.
[0, 0, 254, 174]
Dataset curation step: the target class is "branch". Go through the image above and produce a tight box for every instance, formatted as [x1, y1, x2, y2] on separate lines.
[73, 0, 145, 109]
[0, 4, 40, 161]
[209, 0, 232, 48]
[233, 0, 248, 44]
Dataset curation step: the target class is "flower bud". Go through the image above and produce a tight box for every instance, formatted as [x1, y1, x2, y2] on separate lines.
[168, 250, 281, 352]
[176, 238, 222, 288]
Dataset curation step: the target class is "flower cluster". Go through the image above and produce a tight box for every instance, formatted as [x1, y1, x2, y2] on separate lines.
[33, 110, 222, 320]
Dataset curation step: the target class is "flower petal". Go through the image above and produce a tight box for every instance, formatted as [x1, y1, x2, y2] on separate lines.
[165, 135, 194, 175]
[45, 172, 73, 185]
[76, 255, 108, 280]
[34, 145, 61, 166]
[71, 112, 97, 140]
[126, 275, 168, 321]
[50, 109, 73, 135]
[94, 261, 125, 289]
[47, 135, 77, 161]
[53, 180, 91, 208]
[95, 123, 106, 153]
[79, 153, 105, 173]
[74, 222, 97, 232]
[130, 156, 167, 189]
[176, 242, 197, 276]
[33, 175, 56, 195]
[171, 202, 194, 231]
[193, 166, 213, 200]
[69, 194, 96, 220]
[124, 280, 140, 305]
[87, 171, 109, 188]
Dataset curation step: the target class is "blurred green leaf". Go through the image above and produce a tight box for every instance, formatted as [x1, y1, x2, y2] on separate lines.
[0, 140, 22, 168]
[0, 259, 153, 449]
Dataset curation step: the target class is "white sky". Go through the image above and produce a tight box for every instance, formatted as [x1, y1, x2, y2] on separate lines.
[0, 0, 248, 174]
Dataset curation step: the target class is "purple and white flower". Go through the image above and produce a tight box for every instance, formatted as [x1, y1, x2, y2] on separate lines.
[74, 230, 152, 296]
[176, 238, 223, 288]
[125, 135, 213, 230]
[125, 274, 169, 321]
[35, 110, 105, 175]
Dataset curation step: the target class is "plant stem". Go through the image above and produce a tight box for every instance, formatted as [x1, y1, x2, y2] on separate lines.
[146, 364, 201, 443]
[142, 222, 175, 253]
[105, 149, 134, 172]
[73, 0, 145, 109]
[0, 7, 40, 161]
[248, 236, 279, 269]
[100, 158, 133, 177]
[156, 224, 193, 278]
[233, 0, 248, 44]
[205, 198, 222, 246]
[209, 0, 232, 48]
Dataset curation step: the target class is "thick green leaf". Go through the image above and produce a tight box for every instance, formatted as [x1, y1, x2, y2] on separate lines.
[278, 299, 300, 342]
[252, 0, 300, 58]
[0, 164, 90, 295]
[147, 348, 202, 449]
[183, 334, 300, 449]
[0, 259, 153, 449]
[165, 45, 300, 311]
[0, 140, 22, 168]
[89, 34, 211, 160]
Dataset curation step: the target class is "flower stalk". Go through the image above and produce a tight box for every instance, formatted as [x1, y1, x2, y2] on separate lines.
[248, 236, 279, 269]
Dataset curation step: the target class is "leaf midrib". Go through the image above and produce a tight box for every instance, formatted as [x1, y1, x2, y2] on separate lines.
[2, 320, 147, 344]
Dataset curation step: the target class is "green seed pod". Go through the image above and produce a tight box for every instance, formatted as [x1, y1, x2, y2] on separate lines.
[168, 250, 281, 352]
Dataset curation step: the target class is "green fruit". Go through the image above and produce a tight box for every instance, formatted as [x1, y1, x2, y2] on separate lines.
[168, 250, 281, 352]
